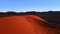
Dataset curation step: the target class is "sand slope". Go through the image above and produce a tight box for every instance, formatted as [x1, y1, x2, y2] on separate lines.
[0, 15, 60, 34]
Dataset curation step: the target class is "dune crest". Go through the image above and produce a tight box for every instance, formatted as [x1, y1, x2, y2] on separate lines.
[0, 15, 60, 34]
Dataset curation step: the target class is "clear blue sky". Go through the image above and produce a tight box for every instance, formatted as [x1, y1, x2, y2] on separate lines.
[0, 0, 60, 12]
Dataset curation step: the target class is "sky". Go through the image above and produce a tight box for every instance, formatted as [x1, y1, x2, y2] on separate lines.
[0, 0, 60, 12]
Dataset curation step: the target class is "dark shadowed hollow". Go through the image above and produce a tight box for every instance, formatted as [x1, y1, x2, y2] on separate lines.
[0, 11, 60, 34]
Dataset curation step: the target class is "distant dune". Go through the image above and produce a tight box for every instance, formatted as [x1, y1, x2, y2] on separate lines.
[0, 15, 60, 34]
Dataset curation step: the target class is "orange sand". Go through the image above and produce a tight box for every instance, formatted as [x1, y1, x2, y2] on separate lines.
[0, 15, 60, 34]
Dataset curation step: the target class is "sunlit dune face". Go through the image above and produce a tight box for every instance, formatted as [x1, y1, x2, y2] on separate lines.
[0, 15, 60, 34]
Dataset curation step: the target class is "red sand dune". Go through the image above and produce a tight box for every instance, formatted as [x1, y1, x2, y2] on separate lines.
[0, 15, 60, 34]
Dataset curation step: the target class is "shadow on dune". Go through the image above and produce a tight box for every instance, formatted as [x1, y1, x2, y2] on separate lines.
[0, 11, 60, 34]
